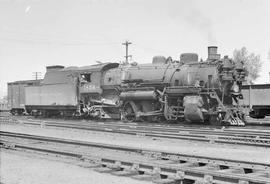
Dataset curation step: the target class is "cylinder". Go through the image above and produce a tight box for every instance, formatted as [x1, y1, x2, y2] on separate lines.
[119, 90, 157, 100]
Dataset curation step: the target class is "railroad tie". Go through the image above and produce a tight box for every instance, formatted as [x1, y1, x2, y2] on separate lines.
[132, 174, 160, 181]
[217, 166, 245, 174]
[194, 174, 213, 184]
[77, 162, 101, 169]
[193, 163, 220, 171]
[110, 169, 139, 177]
[93, 166, 119, 173]
[245, 170, 270, 178]
[152, 178, 178, 184]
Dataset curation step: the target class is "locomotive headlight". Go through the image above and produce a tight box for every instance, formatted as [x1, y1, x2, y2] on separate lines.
[232, 82, 240, 93]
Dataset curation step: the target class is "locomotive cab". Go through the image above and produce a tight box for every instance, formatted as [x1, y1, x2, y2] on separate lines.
[76, 63, 120, 118]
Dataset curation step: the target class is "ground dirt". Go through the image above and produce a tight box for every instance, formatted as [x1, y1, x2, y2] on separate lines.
[0, 149, 150, 184]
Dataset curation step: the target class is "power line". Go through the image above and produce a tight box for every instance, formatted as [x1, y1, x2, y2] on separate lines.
[0, 28, 121, 46]
[32, 72, 42, 80]
[135, 43, 166, 54]
[0, 36, 121, 46]
[122, 40, 132, 64]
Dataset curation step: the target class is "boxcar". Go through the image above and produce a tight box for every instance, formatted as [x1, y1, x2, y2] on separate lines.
[0, 100, 8, 112]
[239, 84, 270, 118]
[7, 80, 41, 114]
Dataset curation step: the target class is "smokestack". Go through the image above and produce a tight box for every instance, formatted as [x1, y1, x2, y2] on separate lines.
[207, 46, 220, 60]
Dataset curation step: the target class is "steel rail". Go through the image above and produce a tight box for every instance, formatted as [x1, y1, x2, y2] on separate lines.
[15, 117, 270, 137]
[9, 120, 270, 147]
[2, 116, 270, 136]
[0, 131, 269, 170]
[1, 131, 269, 184]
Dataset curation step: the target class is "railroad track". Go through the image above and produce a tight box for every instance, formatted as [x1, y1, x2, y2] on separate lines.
[3, 118, 270, 147]
[245, 117, 270, 125]
[1, 131, 269, 184]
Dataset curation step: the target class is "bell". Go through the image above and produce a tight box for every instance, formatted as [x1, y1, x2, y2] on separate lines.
[235, 60, 244, 71]
[222, 56, 233, 70]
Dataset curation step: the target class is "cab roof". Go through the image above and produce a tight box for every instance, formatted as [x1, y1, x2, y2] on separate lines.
[62, 63, 119, 72]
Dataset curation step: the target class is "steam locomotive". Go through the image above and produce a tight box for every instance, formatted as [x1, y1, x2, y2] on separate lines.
[23, 46, 246, 125]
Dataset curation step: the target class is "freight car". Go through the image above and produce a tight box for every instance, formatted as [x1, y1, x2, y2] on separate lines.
[7, 80, 41, 115]
[239, 84, 270, 118]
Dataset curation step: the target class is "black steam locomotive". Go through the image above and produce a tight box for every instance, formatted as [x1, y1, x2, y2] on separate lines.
[22, 46, 246, 125]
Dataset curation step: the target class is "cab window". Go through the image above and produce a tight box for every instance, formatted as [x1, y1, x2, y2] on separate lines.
[81, 73, 91, 82]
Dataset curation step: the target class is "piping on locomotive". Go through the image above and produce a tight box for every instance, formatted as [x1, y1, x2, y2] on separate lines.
[24, 46, 247, 125]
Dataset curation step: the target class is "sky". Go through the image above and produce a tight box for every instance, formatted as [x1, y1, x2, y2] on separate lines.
[0, 0, 270, 98]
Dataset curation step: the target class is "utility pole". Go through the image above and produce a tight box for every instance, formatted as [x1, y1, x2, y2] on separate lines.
[32, 72, 42, 80]
[122, 40, 132, 64]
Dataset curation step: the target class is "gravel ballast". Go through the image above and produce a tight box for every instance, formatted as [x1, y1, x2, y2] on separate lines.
[0, 123, 269, 164]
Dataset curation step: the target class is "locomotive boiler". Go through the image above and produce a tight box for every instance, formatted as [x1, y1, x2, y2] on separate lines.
[116, 46, 246, 125]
